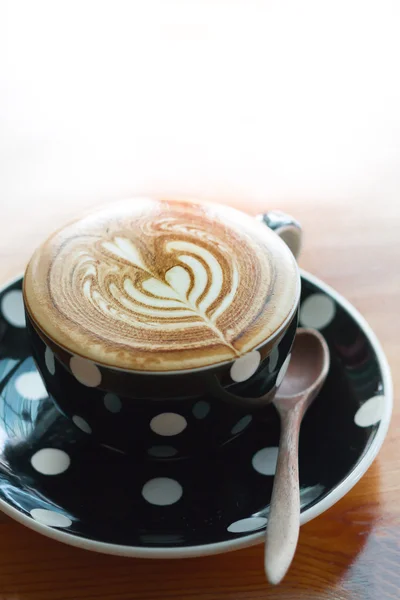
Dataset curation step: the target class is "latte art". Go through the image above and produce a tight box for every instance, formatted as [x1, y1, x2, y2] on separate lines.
[100, 237, 239, 349]
[24, 199, 299, 371]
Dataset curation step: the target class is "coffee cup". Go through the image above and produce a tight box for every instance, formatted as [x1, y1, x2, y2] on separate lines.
[23, 198, 301, 459]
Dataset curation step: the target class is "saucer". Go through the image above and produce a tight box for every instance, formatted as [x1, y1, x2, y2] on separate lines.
[0, 272, 392, 558]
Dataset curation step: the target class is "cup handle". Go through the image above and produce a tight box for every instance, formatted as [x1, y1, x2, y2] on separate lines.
[256, 210, 302, 260]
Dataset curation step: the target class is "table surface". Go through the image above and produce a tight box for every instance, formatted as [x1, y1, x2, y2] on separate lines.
[1, 2, 400, 599]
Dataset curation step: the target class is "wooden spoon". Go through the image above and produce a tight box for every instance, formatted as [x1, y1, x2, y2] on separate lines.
[265, 327, 330, 585]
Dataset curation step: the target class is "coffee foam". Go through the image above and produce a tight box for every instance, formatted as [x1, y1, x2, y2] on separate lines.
[24, 198, 299, 371]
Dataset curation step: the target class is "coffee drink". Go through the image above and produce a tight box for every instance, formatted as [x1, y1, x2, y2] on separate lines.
[24, 198, 302, 457]
[24, 198, 299, 372]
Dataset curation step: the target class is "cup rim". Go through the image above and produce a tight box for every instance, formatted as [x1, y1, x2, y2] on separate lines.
[22, 198, 301, 374]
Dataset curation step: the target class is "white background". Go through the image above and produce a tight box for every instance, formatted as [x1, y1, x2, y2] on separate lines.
[1, 0, 400, 278]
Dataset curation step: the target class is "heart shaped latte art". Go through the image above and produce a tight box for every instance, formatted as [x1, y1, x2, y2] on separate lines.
[97, 236, 239, 352]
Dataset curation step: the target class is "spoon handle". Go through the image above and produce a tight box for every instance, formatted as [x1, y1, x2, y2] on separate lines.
[265, 404, 303, 585]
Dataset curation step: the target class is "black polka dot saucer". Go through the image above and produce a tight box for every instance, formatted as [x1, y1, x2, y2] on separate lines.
[0, 272, 392, 558]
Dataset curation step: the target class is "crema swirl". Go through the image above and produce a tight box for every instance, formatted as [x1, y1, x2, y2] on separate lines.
[24, 198, 299, 371]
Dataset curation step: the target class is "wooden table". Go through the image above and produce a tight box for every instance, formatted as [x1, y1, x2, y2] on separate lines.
[1, 2, 399, 598]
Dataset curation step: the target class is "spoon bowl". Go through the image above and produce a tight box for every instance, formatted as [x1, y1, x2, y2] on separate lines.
[278, 327, 330, 400]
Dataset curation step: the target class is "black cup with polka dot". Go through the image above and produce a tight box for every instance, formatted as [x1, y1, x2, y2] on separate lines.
[25, 310, 298, 459]
[23, 208, 302, 460]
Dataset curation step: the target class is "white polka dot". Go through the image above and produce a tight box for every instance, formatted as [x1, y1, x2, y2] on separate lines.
[69, 356, 102, 387]
[142, 477, 183, 506]
[299, 293, 336, 330]
[252, 447, 279, 476]
[30, 508, 72, 528]
[192, 401, 210, 419]
[0, 290, 25, 327]
[147, 445, 178, 458]
[45, 347, 56, 375]
[15, 371, 48, 401]
[227, 516, 267, 533]
[150, 413, 187, 436]
[230, 351, 261, 382]
[103, 393, 122, 413]
[354, 395, 386, 427]
[276, 353, 291, 387]
[72, 415, 92, 434]
[31, 449, 70, 475]
[231, 414, 253, 435]
[268, 347, 280, 373]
